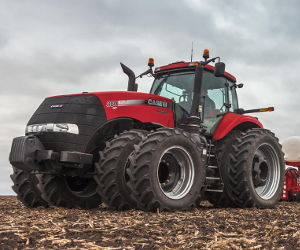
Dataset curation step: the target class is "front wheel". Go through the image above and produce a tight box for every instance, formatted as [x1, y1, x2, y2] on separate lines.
[37, 168, 101, 209]
[129, 128, 205, 212]
[223, 128, 284, 208]
[11, 167, 47, 207]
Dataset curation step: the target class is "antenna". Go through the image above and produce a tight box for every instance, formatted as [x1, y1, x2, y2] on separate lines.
[190, 42, 194, 62]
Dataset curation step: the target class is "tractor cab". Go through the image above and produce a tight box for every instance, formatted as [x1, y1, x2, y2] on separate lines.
[150, 61, 239, 133]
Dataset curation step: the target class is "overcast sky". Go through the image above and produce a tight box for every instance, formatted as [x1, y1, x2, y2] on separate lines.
[1, 0, 300, 194]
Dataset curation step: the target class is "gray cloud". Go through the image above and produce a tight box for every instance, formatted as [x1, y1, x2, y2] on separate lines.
[0, 31, 8, 50]
[1, 0, 300, 194]
[0, 45, 144, 96]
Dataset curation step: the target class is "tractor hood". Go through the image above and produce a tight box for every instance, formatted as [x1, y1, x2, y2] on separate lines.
[92, 91, 174, 126]
[27, 91, 174, 152]
[48, 91, 175, 127]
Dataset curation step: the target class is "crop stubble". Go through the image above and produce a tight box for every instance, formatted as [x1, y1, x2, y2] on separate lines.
[0, 196, 299, 249]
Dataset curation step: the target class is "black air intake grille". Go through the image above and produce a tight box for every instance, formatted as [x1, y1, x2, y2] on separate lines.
[27, 95, 107, 152]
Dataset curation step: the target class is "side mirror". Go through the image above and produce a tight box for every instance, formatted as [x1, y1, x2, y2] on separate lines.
[231, 83, 244, 89]
[214, 62, 225, 77]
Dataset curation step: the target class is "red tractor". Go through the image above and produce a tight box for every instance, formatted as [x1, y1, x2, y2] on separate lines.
[9, 49, 285, 211]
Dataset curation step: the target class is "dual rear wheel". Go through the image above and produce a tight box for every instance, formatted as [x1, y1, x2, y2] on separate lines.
[209, 128, 284, 208]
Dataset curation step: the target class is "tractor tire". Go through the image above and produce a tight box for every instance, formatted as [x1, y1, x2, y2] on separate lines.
[37, 170, 101, 209]
[129, 128, 205, 212]
[207, 131, 242, 208]
[94, 130, 148, 210]
[296, 192, 300, 202]
[222, 128, 284, 208]
[207, 192, 235, 208]
[10, 167, 47, 207]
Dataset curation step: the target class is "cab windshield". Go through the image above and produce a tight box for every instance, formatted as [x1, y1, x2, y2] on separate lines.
[150, 70, 239, 132]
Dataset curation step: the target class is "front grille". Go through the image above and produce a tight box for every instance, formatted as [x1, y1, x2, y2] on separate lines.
[27, 94, 107, 152]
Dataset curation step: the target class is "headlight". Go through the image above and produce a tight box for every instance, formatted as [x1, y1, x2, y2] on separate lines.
[25, 123, 79, 135]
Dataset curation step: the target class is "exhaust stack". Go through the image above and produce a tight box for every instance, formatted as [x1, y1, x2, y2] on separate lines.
[120, 63, 137, 91]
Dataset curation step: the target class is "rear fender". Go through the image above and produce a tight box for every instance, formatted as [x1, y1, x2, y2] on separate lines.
[212, 113, 263, 140]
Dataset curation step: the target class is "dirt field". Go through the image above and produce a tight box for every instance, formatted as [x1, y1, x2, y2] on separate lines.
[0, 196, 299, 249]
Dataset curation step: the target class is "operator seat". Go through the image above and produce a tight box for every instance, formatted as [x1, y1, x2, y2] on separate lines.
[178, 90, 192, 113]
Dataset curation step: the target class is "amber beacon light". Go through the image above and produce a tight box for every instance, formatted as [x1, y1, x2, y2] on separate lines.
[203, 49, 210, 60]
[148, 58, 154, 67]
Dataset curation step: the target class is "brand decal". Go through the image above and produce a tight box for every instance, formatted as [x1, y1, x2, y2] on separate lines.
[106, 101, 118, 107]
[148, 99, 168, 108]
[106, 100, 144, 107]
[50, 104, 64, 108]
[106, 99, 169, 109]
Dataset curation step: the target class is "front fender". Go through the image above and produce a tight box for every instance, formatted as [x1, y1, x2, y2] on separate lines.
[212, 113, 263, 140]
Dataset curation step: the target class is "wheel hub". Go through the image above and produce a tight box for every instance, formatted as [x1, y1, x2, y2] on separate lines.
[252, 154, 269, 187]
[252, 143, 281, 200]
[157, 146, 194, 200]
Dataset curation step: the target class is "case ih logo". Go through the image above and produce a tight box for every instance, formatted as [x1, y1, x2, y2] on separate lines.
[50, 104, 64, 108]
[147, 99, 168, 108]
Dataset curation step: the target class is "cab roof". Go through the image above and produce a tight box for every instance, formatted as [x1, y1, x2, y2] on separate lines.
[154, 61, 236, 82]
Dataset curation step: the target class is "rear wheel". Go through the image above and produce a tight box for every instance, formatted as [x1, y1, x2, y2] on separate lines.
[11, 167, 47, 207]
[37, 167, 101, 209]
[94, 130, 147, 210]
[129, 128, 205, 212]
[223, 128, 284, 208]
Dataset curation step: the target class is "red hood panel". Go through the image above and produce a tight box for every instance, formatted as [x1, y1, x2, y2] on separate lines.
[49, 91, 172, 102]
[48, 91, 175, 127]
